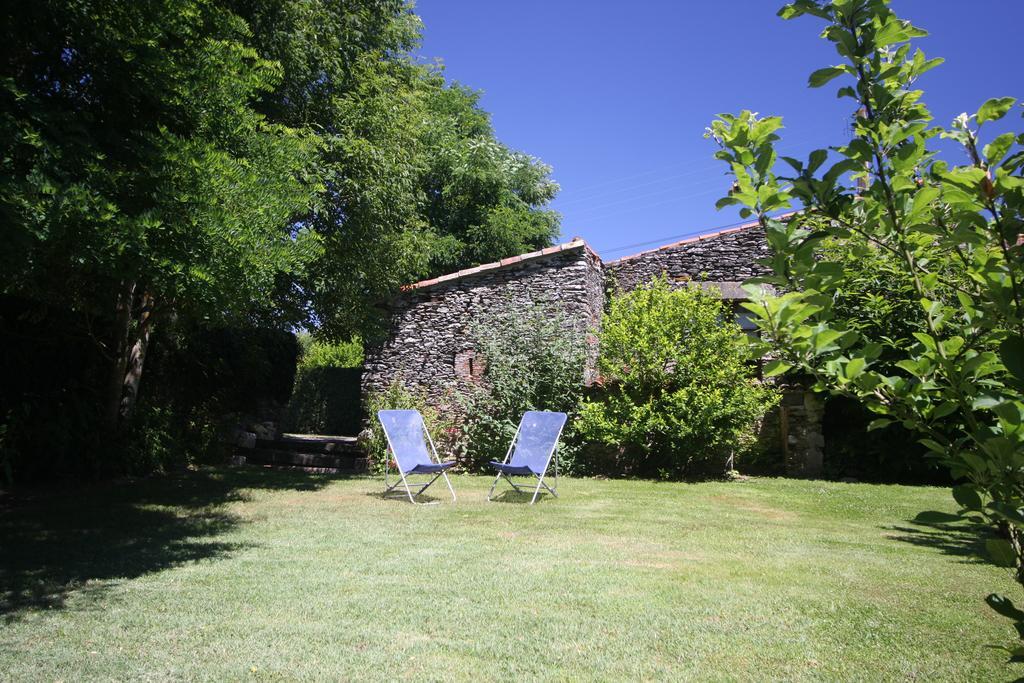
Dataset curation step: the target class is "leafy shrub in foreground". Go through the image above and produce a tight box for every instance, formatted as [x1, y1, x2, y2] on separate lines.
[707, 0, 1024, 654]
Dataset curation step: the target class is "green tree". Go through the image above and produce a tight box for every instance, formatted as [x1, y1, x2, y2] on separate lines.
[0, 0, 562, 478]
[302, 67, 562, 338]
[417, 83, 561, 275]
[233, 0, 560, 339]
[578, 278, 779, 479]
[0, 0, 322, 436]
[707, 0, 1024, 655]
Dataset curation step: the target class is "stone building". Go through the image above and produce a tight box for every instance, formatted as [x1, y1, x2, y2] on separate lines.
[362, 221, 824, 476]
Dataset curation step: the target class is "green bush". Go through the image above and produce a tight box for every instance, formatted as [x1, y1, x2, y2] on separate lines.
[577, 277, 779, 479]
[296, 334, 364, 370]
[282, 335, 364, 435]
[364, 379, 461, 475]
[459, 303, 587, 472]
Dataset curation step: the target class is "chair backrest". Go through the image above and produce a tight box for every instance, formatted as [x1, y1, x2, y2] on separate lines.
[377, 410, 435, 474]
[508, 411, 567, 474]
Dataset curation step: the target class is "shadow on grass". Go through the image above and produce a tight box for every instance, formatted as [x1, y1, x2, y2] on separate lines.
[0, 466, 340, 623]
[364, 489, 450, 505]
[886, 511, 988, 564]
[488, 489, 555, 505]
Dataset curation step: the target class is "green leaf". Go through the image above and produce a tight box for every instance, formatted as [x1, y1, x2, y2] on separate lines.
[1000, 336, 1024, 381]
[813, 328, 845, 353]
[931, 401, 958, 419]
[763, 359, 792, 377]
[808, 149, 828, 174]
[984, 132, 1016, 167]
[972, 395, 1001, 410]
[912, 332, 937, 352]
[844, 356, 865, 378]
[781, 156, 803, 173]
[777, 1, 831, 20]
[977, 97, 1017, 124]
[952, 484, 983, 511]
[867, 418, 893, 431]
[808, 66, 847, 88]
[989, 502, 1024, 527]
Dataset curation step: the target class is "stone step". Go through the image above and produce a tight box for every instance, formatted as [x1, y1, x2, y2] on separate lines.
[237, 447, 368, 473]
[254, 433, 360, 455]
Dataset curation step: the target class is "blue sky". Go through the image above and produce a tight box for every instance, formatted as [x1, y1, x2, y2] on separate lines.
[415, 1, 1024, 258]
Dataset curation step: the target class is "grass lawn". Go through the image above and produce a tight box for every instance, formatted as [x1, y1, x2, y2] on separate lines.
[0, 469, 1016, 681]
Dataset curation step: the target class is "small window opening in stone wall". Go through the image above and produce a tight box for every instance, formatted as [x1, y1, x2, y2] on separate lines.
[455, 349, 485, 382]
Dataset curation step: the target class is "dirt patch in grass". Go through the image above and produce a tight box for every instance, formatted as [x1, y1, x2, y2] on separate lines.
[591, 535, 704, 570]
[709, 494, 796, 521]
[620, 549, 705, 570]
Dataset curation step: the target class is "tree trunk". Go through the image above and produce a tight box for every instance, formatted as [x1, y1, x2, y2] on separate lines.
[103, 281, 136, 434]
[103, 284, 156, 433]
[119, 292, 154, 422]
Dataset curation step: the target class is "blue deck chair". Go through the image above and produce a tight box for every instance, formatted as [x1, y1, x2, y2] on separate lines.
[487, 411, 567, 505]
[378, 410, 457, 504]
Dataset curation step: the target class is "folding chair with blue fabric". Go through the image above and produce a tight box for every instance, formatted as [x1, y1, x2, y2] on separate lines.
[377, 409, 457, 504]
[487, 411, 567, 505]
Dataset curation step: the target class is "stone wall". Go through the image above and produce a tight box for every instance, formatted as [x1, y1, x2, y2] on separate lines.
[605, 224, 772, 292]
[362, 241, 604, 405]
[361, 225, 826, 478]
[779, 388, 825, 477]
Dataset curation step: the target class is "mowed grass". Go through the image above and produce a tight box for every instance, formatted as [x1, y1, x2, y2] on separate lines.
[0, 469, 1016, 681]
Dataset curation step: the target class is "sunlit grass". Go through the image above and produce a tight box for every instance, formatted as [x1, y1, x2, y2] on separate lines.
[0, 469, 1014, 680]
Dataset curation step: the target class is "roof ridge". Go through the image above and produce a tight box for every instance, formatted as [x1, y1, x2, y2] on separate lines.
[402, 237, 591, 291]
[606, 212, 796, 264]
[399, 212, 795, 292]
[607, 219, 758, 265]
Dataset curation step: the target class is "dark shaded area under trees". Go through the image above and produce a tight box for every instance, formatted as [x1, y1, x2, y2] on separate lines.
[0, 0, 560, 483]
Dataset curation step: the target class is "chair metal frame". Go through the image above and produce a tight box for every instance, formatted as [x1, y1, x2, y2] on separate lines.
[486, 414, 564, 505]
[379, 410, 457, 505]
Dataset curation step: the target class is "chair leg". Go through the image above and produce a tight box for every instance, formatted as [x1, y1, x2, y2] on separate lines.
[488, 470, 558, 504]
[530, 475, 545, 505]
[441, 470, 457, 502]
[486, 472, 503, 501]
[529, 473, 558, 504]
[386, 471, 446, 505]
[400, 472, 419, 505]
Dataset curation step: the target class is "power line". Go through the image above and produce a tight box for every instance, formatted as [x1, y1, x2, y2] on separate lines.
[563, 139, 832, 223]
[555, 163, 723, 206]
[554, 162, 689, 196]
[568, 174, 727, 217]
[597, 219, 754, 257]
[568, 183, 725, 221]
[555, 129, 830, 208]
[595, 211, 792, 257]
